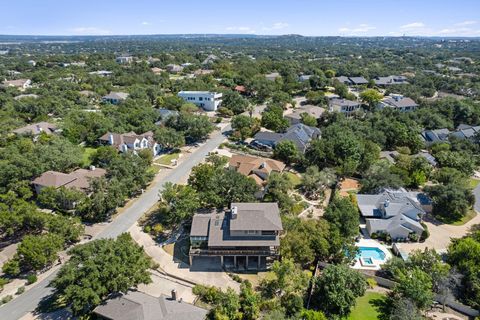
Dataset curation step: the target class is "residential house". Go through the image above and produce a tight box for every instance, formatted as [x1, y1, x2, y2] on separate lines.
[1, 78, 31, 91]
[13, 122, 58, 136]
[189, 203, 283, 269]
[14, 93, 39, 100]
[253, 123, 321, 153]
[328, 98, 361, 115]
[202, 54, 218, 65]
[357, 189, 431, 241]
[378, 94, 418, 112]
[99, 131, 161, 156]
[421, 124, 480, 145]
[166, 64, 183, 73]
[102, 92, 129, 105]
[116, 56, 133, 64]
[27, 60, 36, 66]
[285, 105, 325, 125]
[93, 291, 207, 320]
[373, 75, 409, 86]
[89, 70, 112, 77]
[228, 154, 286, 186]
[336, 76, 368, 86]
[155, 108, 179, 125]
[32, 167, 107, 195]
[349, 76, 369, 86]
[234, 85, 246, 94]
[298, 74, 312, 82]
[177, 91, 222, 111]
[336, 76, 352, 85]
[265, 72, 281, 81]
[150, 67, 164, 74]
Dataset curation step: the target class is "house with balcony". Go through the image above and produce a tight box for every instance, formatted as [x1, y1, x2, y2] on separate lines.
[189, 203, 283, 270]
[378, 94, 418, 112]
[102, 91, 129, 105]
[357, 189, 431, 241]
[177, 91, 222, 111]
[99, 131, 161, 156]
[328, 98, 362, 115]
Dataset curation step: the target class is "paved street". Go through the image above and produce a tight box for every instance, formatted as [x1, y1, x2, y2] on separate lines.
[473, 183, 480, 212]
[0, 126, 230, 320]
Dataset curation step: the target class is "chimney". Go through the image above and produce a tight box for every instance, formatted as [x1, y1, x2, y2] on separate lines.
[231, 206, 238, 220]
[109, 133, 114, 145]
[171, 289, 177, 301]
[384, 200, 390, 208]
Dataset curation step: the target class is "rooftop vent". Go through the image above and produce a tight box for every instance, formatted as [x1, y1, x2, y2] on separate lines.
[231, 206, 238, 220]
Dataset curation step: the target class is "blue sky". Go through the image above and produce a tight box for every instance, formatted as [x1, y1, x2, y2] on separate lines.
[1, 0, 479, 36]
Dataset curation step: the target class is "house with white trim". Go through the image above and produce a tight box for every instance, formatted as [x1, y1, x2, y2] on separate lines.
[177, 91, 222, 111]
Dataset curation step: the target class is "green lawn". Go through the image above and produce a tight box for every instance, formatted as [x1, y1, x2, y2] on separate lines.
[82, 147, 97, 166]
[449, 209, 477, 226]
[286, 172, 302, 188]
[155, 152, 180, 166]
[469, 178, 480, 189]
[347, 292, 386, 320]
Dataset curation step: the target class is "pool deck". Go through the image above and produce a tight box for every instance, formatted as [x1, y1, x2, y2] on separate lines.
[352, 239, 392, 271]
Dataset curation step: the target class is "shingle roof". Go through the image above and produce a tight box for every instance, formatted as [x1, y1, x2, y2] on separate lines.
[102, 91, 129, 100]
[285, 105, 325, 120]
[93, 291, 207, 320]
[13, 122, 57, 135]
[32, 168, 107, 192]
[198, 203, 283, 248]
[382, 96, 418, 109]
[229, 154, 285, 185]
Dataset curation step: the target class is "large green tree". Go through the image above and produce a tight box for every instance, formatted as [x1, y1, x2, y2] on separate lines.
[51, 233, 154, 316]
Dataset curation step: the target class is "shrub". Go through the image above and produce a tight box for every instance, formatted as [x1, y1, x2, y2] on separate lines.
[2, 259, 21, 277]
[420, 222, 429, 242]
[144, 225, 151, 234]
[16, 286, 25, 295]
[26, 274, 37, 285]
[152, 223, 164, 235]
[1, 295, 13, 304]
[0, 277, 9, 290]
[367, 278, 377, 289]
[408, 232, 419, 242]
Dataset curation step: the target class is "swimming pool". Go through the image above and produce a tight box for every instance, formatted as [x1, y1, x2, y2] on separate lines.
[357, 247, 386, 261]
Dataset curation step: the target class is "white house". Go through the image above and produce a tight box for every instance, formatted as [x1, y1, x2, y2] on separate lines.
[116, 56, 133, 64]
[2, 79, 32, 91]
[99, 131, 162, 156]
[177, 91, 222, 111]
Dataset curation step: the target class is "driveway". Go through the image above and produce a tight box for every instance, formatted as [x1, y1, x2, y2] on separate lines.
[400, 184, 480, 253]
[0, 126, 230, 320]
[130, 224, 240, 292]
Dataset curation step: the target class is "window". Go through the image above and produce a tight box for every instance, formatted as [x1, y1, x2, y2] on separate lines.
[248, 230, 256, 234]
[199, 97, 203, 101]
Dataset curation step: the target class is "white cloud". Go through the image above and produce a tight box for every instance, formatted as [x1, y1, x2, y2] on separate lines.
[225, 26, 256, 34]
[400, 22, 425, 30]
[70, 27, 111, 35]
[455, 20, 477, 26]
[141, 21, 150, 26]
[263, 22, 289, 31]
[338, 24, 376, 35]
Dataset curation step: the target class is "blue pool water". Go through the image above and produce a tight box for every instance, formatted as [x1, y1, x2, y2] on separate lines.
[357, 247, 386, 261]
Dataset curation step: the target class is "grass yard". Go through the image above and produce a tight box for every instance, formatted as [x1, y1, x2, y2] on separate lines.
[82, 147, 97, 166]
[469, 178, 480, 189]
[156, 151, 181, 166]
[449, 209, 477, 226]
[347, 291, 386, 320]
[286, 171, 302, 188]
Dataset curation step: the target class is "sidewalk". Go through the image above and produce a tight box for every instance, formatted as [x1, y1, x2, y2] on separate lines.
[129, 223, 240, 292]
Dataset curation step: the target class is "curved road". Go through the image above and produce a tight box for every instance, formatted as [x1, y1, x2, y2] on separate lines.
[0, 126, 230, 320]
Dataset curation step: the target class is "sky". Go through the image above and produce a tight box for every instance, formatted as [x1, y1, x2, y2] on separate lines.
[1, 0, 480, 37]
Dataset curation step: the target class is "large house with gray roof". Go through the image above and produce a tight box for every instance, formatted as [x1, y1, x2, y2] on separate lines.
[102, 91, 129, 105]
[378, 94, 418, 112]
[189, 203, 283, 270]
[252, 123, 320, 153]
[93, 290, 207, 320]
[357, 189, 431, 241]
[421, 124, 480, 145]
